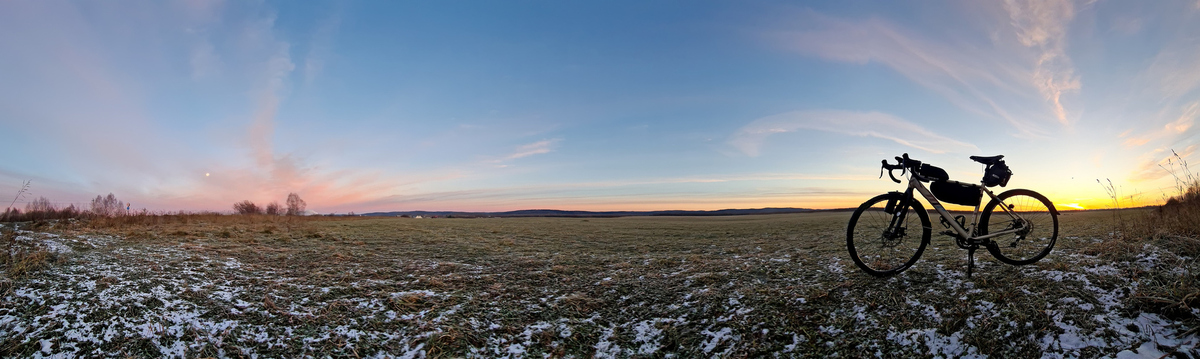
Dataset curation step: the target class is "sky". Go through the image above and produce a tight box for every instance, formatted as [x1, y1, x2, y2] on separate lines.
[1, 0, 1199, 214]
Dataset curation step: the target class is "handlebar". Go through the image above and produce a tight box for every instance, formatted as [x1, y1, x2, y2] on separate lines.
[879, 153, 922, 184]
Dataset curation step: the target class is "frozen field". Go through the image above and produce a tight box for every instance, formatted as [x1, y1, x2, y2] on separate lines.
[1, 211, 1197, 357]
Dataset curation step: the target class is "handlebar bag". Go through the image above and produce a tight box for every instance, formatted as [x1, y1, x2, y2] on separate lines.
[982, 161, 1012, 187]
[931, 181, 982, 207]
[918, 164, 949, 182]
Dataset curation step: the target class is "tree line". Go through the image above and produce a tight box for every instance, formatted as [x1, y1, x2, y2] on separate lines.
[2, 192, 134, 221]
[0, 181, 312, 221]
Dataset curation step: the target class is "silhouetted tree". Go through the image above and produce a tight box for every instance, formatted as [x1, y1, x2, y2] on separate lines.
[265, 202, 282, 215]
[286, 193, 306, 216]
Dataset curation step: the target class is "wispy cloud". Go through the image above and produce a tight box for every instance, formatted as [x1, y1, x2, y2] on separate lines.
[1122, 100, 1198, 153]
[1130, 145, 1198, 183]
[503, 139, 562, 161]
[1003, 0, 1081, 125]
[1141, 38, 1200, 102]
[767, 4, 1081, 135]
[189, 37, 221, 79]
[0, 1, 422, 213]
[303, 7, 342, 86]
[729, 110, 977, 156]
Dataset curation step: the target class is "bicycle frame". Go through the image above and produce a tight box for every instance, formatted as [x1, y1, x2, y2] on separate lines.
[901, 175, 1026, 243]
[852, 153, 1059, 277]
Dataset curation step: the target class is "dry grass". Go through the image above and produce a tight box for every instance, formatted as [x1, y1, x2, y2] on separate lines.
[1, 210, 1196, 357]
[0, 228, 59, 280]
[1068, 160, 1200, 339]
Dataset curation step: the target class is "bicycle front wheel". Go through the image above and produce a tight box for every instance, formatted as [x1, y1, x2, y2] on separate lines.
[846, 192, 931, 276]
[980, 189, 1059, 265]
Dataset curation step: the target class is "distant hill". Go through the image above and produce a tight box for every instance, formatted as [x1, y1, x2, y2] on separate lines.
[362, 207, 818, 218]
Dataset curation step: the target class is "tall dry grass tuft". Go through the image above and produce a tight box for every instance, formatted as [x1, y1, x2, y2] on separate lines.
[0, 226, 60, 281]
[1138, 150, 1200, 239]
[1106, 149, 1200, 332]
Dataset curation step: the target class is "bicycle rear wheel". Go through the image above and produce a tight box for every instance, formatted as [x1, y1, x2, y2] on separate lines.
[980, 189, 1059, 265]
[846, 192, 931, 276]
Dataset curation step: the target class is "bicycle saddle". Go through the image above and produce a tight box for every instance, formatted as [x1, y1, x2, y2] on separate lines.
[969, 155, 1004, 165]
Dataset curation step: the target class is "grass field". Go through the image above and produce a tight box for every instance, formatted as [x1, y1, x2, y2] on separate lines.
[1, 210, 1197, 357]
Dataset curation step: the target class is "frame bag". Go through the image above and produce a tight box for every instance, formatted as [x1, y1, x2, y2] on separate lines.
[982, 161, 1012, 187]
[931, 181, 982, 207]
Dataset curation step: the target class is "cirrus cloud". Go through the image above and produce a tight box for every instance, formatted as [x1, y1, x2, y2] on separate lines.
[767, 2, 1083, 136]
[503, 139, 562, 161]
[729, 110, 978, 157]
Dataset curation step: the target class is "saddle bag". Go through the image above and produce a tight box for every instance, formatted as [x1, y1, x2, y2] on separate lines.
[931, 181, 982, 207]
[982, 160, 1012, 187]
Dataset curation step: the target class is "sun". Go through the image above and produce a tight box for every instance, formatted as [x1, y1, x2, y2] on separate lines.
[205, 173, 210, 177]
[1060, 203, 1085, 210]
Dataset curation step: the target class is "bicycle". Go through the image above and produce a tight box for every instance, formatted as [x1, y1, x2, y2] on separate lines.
[846, 153, 1059, 277]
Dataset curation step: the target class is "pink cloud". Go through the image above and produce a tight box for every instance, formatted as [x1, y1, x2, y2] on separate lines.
[0, 1, 425, 214]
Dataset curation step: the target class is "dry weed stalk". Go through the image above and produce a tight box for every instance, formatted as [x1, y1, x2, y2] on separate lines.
[1096, 178, 1126, 239]
[2, 180, 31, 222]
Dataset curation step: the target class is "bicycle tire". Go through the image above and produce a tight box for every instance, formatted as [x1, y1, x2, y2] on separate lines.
[979, 189, 1059, 265]
[846, 192, 932, 276]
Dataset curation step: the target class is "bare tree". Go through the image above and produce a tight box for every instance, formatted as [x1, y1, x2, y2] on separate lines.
[90, 195, 106, 216]
[286, 193, 306, 216]
[265, 202, 282, 215]
[25, 196, 57, 214]
[233, 200, 262, 215]
[91, 193, 124, 217]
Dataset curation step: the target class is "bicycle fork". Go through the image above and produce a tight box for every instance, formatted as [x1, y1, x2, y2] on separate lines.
[883, 191, 911, 243]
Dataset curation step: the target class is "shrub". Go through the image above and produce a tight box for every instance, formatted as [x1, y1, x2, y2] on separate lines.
[233, 200, 263, 215]
[265, 202, 282, 216]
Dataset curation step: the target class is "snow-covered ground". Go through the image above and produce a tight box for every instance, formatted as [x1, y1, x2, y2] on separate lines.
[1, 229, 1197, 358]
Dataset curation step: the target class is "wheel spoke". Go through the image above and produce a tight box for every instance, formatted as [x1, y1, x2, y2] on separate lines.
[847, 194, 929, 275]
[982, 190, 1058, 265]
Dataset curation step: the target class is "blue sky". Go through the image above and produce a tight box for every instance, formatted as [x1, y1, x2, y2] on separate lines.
[1, 0, 1198, 213]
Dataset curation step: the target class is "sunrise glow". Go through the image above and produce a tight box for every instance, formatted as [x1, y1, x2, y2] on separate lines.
[1060, 203, 1086, 211]
[1, 1, 1197, 213]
